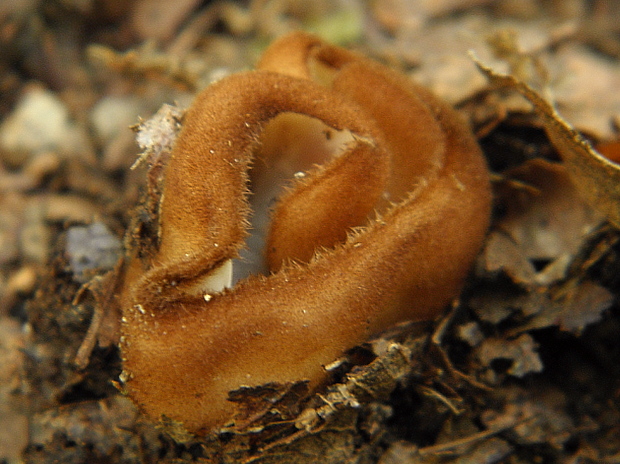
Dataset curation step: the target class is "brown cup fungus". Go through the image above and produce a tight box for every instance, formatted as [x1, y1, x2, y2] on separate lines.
[118, 32, 492, 435]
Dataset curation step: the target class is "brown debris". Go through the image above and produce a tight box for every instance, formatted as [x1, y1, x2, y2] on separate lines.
[476, 333, 544, 379]
[476, 57, 620, 229]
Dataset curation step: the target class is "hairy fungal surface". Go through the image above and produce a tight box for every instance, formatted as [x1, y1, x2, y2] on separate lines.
[117, 32, 492, 435]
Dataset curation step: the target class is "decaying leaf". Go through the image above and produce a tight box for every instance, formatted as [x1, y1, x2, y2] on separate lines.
[496, 159, 603, 266]
[475, 58, 620, 229]
[480, 231, 538, 286]
[476, 333, 543, 378]
[227, 381, 310, 431]
[481, 385, 575, 449]
[512, 279, 615, 335]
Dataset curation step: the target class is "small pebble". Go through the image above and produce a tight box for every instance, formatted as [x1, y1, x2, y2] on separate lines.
[66, 222, 122, 283]
[0, 86, 90, 165]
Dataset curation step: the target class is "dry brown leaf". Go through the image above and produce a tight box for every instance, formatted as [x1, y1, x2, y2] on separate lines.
[480, 231, 538, 286]
[476, 333, 543, 378]
[481, 386, 574, 449]
[497, 159, 603, 262]
[475, 58, 620, 229]
[511, 280, 614, 335]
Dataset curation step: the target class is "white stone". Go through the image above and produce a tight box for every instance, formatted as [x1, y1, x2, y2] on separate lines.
[0, 86, 89, 162]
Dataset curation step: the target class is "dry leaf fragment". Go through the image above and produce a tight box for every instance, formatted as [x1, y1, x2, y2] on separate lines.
[511, 280, 614, 335]
[497, 159, 603, 263]
[484, 158, 605, 288]
[481, 386, 574, 450]
[476, 333, 543, 378]
[475, 58, 620, 229]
